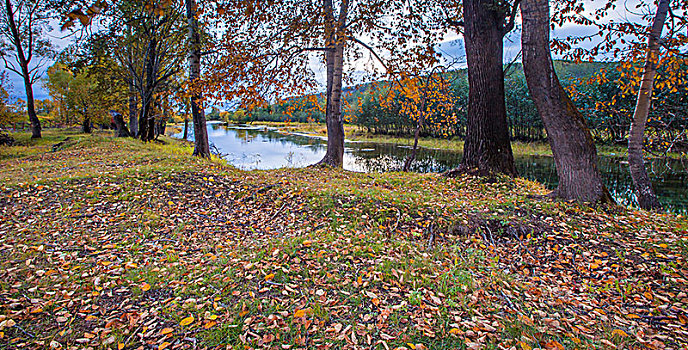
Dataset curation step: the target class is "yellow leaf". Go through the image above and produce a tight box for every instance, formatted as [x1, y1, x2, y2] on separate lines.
[168, 201, 174, 205]
[519, 342, 533, 350]
[626, 313, 640, 319]
[204, 320, 217, 329]
[611, 329, 628, 337]
[448, 328, 460, 335]
[160, 327, 174, 335]
[302, 240, 312, 247]
[159, 342, 171, 350]
[293, 309, 306, 318]
[118, 343, 125, 350]
[180, 316, 194, 326]
[142, 283, 151, 292]
[659, 243, 668, 248]
[265, 273, 275, 281]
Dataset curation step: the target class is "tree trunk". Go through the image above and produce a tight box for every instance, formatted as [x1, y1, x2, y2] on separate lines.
[318, 43, 345, 167]
[521, 0, 612, 203]
[139, 37, 157, 142]
[628, 0, 668, 210]
[81, 115, 92, 133]
[316, 0, 347, 167]
[113, 112, 131, 137]
[403, 115, 422, 172]
[183, 116, 189, 140]
[128, 79, 138, 137]
[459, 0, 515, 176]
[186, 0, 210, 157]
[5, 0, 40, 138]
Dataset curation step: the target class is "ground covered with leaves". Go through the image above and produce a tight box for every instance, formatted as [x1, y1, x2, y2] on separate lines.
[1, 130, 687, 350]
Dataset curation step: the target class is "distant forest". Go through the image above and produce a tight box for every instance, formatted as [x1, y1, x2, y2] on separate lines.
[221, 61, 687, 149]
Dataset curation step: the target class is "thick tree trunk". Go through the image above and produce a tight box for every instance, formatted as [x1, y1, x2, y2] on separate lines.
[459, 0, 515, 176]
[128, 80, 138, 137]
[521, 0, 612, 203]
[81, 115, 92, 133]
[186, 0, 210, 158]
[628, 0, 668, 210]
[5, 0, 40, 138]
[139, 38, 157, 142]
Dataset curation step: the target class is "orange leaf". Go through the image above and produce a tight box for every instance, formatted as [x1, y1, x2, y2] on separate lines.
[611, 329, 628, 337]
[142, 283, 151, 292]
[293, 309, 306, 318]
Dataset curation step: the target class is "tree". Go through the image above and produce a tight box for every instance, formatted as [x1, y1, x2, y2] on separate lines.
[0, 0, 55, 138]
[456, 0, 519, 176]
[66, 70, 110, 133]
[89, 0, 186, 141]
[521, 0, 612, 203]
[381, 69, 453, 171]
[185, 0, 209, 157]
[627, 0, 670, 210]
[44, 62, 74, 126]
[210, 1, 437, 168]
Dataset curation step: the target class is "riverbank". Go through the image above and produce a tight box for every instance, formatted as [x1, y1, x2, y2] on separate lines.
[2, 130, 687, 349]
[231, 121, 681, 159]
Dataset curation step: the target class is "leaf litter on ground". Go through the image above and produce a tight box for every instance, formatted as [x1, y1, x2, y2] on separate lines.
[0, 131, 687, 349]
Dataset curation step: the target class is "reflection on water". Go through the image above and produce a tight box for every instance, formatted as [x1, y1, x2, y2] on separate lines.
[176, 122, 688, 213]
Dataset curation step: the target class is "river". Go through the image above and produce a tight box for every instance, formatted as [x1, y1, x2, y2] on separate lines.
[174, 122, 688, 213]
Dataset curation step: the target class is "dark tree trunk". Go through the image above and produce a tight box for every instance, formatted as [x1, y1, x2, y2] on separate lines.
[5, 0, 40, 138]
[459, 0, 516, 176]
[316, 0, 348, 167]
[113, 112, 131, 137]
[128, 79, 138, 137]
[183, 116, 189, 140]
[139, 37, 157, 142]
[186, 0, 210, 157]
[81, 115, 92, 133]
[521, 0, 612, 203]
[628, 0, 668, 210]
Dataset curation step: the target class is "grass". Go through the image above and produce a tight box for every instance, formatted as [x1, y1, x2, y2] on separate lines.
[1, 129, 687, 349]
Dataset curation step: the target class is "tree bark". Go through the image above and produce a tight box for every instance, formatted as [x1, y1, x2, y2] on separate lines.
[628, 0, 668, 210]
[186, 0, 210, 157]
[5, 0, 40, 138]
[316, 0, 347, 167]
[128, 79, 138, 137]
[521, 0, 612, 203]
[139, 37, 157, 142]
[183, 116, 189, 140]
[459, 0, 516, 176]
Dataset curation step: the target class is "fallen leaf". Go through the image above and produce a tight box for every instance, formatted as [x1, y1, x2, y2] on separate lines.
[180, 316, 195, 326]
